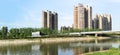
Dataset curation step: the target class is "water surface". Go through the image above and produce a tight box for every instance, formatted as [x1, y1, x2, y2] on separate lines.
[0, 38, 120, 55]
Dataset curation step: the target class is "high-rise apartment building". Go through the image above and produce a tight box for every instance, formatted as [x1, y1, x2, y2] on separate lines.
[93, 14, 112, 30]
[73, 3, 92, 29]
[42, 10, 58, 30]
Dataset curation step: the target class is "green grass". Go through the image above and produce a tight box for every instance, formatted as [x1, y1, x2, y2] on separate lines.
[85, 47, 120, 55]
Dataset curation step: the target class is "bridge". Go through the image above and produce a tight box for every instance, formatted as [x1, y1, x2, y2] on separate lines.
[69, 30, 120, 37]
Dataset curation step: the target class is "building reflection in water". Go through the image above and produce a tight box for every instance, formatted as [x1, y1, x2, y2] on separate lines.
[73, 44, 112, 55]
[40, 44, 58, 55]
[72, 39, 113, 55]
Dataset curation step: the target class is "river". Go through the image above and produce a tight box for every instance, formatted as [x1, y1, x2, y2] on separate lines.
[0, 38, 120, 55]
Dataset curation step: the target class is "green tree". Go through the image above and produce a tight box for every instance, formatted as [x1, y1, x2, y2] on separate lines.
[9, 28, 20, 38]
[40, 28, 58, 35]
[9, 28, 34, 38]
[0, 30, 2, 38]
[1, 26, 8, 38]
[40, 28, 50, 35]
[24, 28, 33, 37]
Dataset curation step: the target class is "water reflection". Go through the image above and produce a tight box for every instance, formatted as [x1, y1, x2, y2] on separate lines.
[0, 45, 32, 55]
[40, 44, 58, 55]
[73, 44, 111, 55]
[0, 38, 119, 55]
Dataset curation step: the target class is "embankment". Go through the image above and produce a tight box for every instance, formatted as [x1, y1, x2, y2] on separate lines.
[0, 37, 111, 46]
[40, 37, 111, 43]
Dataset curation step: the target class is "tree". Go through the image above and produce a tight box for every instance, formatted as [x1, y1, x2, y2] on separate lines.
[0, 27, 42, 39]
[9, 28, 20, 38]
[40, 28, 58, 35]
[0, 30, 2, 38]
[40, 28, 50, 35]
[9, 28, 34, 38]
[1, 26, 8, 38]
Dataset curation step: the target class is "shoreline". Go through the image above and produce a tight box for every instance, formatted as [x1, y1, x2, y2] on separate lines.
[0, 37, 111, 46]
[83, 50, 109, 55]
[40, 37, 111, 43]
[0, 39, 41, 46]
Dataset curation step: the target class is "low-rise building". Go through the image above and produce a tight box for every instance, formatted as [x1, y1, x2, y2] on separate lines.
[32, 32, 41, 37]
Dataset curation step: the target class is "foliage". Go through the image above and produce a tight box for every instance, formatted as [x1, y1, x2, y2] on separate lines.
[0, 26, 59, 39]
[9, 28, 20, 38]
[40, 28, 58, 35]
[8, 28, 41, 38]
[85, 47, 120, 55]
[61, 28, 102, 34]
[0, 26, 42, 39]
[0, 30, 2, 38]
[1, 26, 8, 38]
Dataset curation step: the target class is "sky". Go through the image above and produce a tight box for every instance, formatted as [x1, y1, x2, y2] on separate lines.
[0, 0, 120, 30]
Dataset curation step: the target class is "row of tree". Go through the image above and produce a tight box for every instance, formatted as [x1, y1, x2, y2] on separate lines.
[0, 26, 59, 39]
[40, 28, 58, 35]
[61, 28, 102, 34]
[0, 26, 41, 39]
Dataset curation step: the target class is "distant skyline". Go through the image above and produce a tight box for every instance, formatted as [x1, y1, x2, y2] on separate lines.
[0, 0, 120, 30]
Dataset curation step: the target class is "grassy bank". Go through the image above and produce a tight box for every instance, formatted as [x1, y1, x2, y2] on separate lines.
[85, 47, 120, 55]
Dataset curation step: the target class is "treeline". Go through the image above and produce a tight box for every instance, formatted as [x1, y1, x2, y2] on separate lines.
[0, 26, 102, 39]
[40, 28, 58, 35]
[61, 28, 102, 34]
[0, 26, 59, 39]
[0, 26, 41, 39]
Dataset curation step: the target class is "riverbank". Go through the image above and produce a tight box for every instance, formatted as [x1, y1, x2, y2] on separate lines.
[83, 50, 109, 55]
[40, 37, 111, 43]
[0, 37, 111, 46]
[0, 39, 41, 46]
[85, 47, 120, 55]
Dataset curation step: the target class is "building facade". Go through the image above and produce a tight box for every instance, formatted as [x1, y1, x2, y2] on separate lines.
[73, 3, 92, 29]
[42, 10, 58, 30]
[93, 14, 112, 30]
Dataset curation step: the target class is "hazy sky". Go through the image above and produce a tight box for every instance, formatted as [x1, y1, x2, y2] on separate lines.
[0, 0, 120, 30]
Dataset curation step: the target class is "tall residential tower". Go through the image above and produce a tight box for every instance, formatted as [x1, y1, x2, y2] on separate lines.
[93, 14, 112, 30]
[42, 10, 58, 30]
[73, 3, 92, 29]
